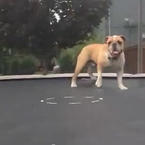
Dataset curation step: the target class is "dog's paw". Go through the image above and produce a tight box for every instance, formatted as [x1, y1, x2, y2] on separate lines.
[119, 85, 128, 90]
[71, 82, 77, 88]
[95, 82, 102, 88]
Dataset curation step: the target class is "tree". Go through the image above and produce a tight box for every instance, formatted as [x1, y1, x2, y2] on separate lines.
[52, 0, 111, 48]
[0, 0, 111, 70]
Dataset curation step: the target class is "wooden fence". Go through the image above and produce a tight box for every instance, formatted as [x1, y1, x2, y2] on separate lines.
[125, 45, 145, 73]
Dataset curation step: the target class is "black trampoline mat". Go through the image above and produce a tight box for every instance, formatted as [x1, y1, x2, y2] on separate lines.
[0, 78, 145, 145]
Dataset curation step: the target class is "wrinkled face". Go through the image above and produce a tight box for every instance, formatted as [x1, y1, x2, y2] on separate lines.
[105, 35, 126, 58]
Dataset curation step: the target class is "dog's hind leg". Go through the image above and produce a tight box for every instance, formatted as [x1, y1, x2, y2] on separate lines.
[87, 62, 96, 80]
[71, 55, 88, 88]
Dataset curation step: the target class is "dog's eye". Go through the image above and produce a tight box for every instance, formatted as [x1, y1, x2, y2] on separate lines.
[117, 40, 122, 45]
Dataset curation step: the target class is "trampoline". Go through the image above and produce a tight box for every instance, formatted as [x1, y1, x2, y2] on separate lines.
[0, 74, 145, 145]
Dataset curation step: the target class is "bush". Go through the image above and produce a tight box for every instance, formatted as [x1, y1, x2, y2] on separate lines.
[10, 56, 21, 75]
[58, 44, 84, 72]
[0, 56, 12, 75]
[0, 55, 39, 75]
[19, 55, 39, 74]
[58, 49, 74, 72]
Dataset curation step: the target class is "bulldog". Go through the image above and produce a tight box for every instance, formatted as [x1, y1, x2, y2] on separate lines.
[71, 35, 128, 90]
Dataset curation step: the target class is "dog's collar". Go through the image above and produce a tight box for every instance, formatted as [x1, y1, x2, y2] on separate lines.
[108, 50, 123, 60]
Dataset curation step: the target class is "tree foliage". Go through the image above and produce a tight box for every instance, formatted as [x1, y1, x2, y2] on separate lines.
[0, 0, 111, 65]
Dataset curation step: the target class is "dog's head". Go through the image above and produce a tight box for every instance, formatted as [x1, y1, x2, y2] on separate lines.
[105, 35, 126, 58]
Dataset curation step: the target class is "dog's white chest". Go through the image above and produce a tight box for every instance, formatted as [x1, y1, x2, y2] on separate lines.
[104, 52, 124, 69]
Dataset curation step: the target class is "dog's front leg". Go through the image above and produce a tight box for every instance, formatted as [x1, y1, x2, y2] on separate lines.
[117, 68, 128, 90]
[95, 65, 102, 88]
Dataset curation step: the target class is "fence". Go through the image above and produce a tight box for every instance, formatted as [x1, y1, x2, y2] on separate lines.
[125, 44, 145, 73]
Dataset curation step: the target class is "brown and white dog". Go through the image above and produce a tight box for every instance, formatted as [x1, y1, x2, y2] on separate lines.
[71, 35, 128, 90]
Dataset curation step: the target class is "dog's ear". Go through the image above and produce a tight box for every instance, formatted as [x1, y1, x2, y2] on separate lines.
[105, 36, 110, 43]
[120, 35, 126, 41]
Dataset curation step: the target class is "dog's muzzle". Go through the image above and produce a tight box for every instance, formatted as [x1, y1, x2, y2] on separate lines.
[108, 49, 123, 60]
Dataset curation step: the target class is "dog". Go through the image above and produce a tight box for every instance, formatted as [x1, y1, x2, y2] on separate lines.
[71, 35, 128, 90]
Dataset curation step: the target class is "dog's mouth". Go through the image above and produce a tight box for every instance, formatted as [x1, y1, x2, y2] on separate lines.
[111, 51, 120, 57]
[109, 50, 122, 59]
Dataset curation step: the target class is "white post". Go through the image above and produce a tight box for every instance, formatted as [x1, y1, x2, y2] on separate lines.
[137, 0, 143, 73]
[108, 8, 111, 35]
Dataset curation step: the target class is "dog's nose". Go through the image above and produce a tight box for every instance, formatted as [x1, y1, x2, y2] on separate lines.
[112, 43, 117, 51]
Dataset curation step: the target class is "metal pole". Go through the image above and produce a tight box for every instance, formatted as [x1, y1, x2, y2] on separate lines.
[108, 8, 111, 35]
[137, 0, 143, 73]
